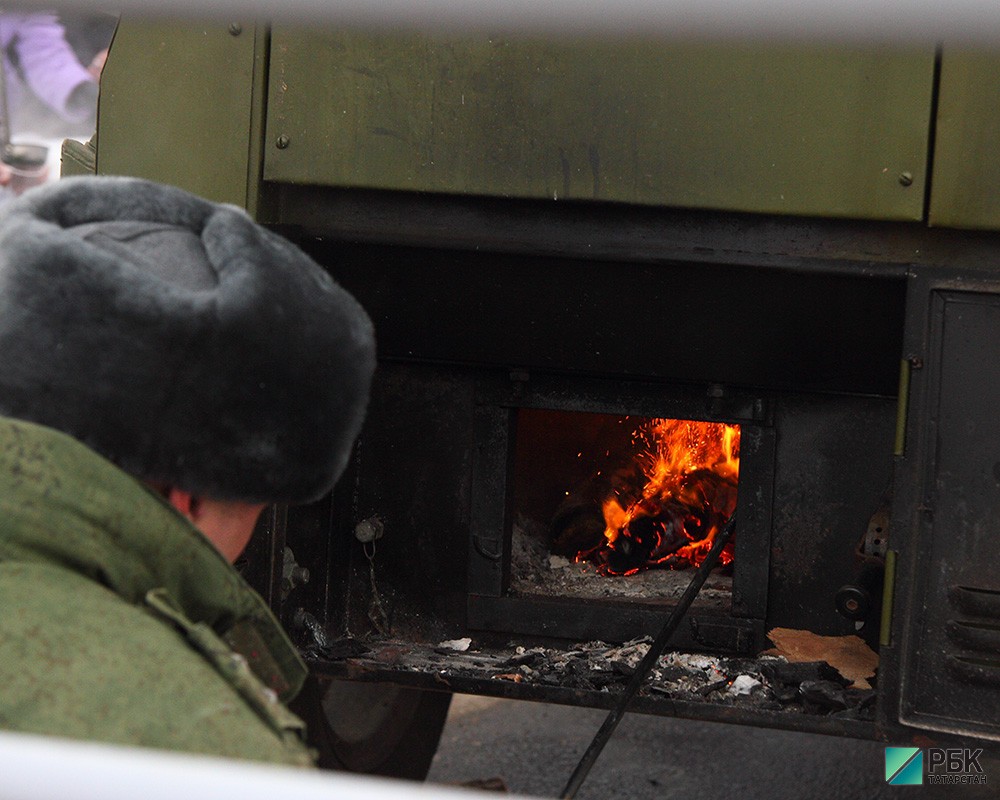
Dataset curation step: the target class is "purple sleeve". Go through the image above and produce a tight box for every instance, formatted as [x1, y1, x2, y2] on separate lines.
[6, 13, 96, 123]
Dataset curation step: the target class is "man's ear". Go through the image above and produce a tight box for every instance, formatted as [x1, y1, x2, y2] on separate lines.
[165, 487, 201, 522]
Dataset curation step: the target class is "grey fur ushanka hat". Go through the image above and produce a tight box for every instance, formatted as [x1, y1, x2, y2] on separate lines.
[0, 176, 376, 503]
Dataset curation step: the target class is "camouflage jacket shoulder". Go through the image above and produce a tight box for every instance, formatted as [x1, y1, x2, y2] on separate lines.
[0, 416, 314, 766]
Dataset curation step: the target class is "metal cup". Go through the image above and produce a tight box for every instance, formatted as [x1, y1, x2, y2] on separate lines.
[1, 143, 49, 196]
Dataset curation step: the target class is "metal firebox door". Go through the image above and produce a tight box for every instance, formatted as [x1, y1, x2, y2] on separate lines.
[891, 267, 1000, 742]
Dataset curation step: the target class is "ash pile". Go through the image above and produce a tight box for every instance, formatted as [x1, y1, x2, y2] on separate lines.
[490, 638, 876, 719]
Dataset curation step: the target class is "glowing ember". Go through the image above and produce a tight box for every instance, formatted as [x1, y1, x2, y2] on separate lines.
[575, 418, 739, 575]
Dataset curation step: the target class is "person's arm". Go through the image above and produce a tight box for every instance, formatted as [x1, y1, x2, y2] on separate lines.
[9, 13, 97, 123]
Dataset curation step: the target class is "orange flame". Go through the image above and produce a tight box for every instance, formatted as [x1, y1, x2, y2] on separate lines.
[577, 419, 740, 574]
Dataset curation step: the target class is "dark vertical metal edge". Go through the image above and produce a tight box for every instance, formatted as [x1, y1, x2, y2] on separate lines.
[899, 287, 947, 722]
[922, 47, 943, 226]
[880, 550, 897, 648]
[467, 391, 511, 598]
[501, 406, 517, 596]
[894, 359, 911, 457]
[731, 421, 775, 621]
[887, 269, 936, 726]
[245, 21, 273, 220]
[325, 486, 352, 635]
[267, 504, 288, 614]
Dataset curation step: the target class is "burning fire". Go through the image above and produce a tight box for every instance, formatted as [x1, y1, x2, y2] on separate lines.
[575, 418, 740, 575]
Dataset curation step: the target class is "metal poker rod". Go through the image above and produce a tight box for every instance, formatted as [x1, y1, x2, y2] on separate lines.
[560, 514, 738, 800]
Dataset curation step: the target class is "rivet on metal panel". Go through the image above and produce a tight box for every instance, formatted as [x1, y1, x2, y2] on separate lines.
[706, 383, 725, 417]
[354, 515, 385, 543]
[276, 135, 290, 150]
[228, 23, 242, 36]
[908, 355, 923, 369]
[898, 172, 914, 187]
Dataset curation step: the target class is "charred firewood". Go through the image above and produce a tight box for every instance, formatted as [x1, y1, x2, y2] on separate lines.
[798, 680, 877, 715]
[569, 467, 738, 574]
[760, 659, 850, 688]
[549, 461, 647, 554]
[696, 678, 730, 696]
[799, 679, 851, 711]
[549, 498, 605, 557]
[502, 650, 546, 669]
[653, 664, 693, 682]
[610, 659, 637, 677]
[833, 689, 878, 720]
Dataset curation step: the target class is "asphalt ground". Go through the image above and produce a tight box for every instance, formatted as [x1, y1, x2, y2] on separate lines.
[427, 695, 999, 799]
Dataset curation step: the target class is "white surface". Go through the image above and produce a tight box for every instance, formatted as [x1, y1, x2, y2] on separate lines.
[0, 729, 536, 800]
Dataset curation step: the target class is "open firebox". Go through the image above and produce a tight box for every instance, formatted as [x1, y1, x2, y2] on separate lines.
[235, 197, 967, 749]
[510, 412, 740, 592]
[466, 386, 773, 654]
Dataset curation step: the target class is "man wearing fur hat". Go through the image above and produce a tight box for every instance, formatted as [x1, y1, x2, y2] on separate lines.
[0, 176, 376, 764]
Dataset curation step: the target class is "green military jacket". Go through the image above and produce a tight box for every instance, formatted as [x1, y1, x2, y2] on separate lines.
[0, 416, 314, 766]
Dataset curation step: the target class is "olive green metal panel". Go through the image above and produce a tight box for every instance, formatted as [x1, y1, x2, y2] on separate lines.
[60, 138, 97, 178]
[929, 50, 1000, 231]
[265, 32, 934, 220]
[96, 19, 259, 208]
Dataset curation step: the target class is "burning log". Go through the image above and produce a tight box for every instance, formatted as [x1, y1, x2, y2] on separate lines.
[568, 418, 741, 575]
[549, 461, 647, 557]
